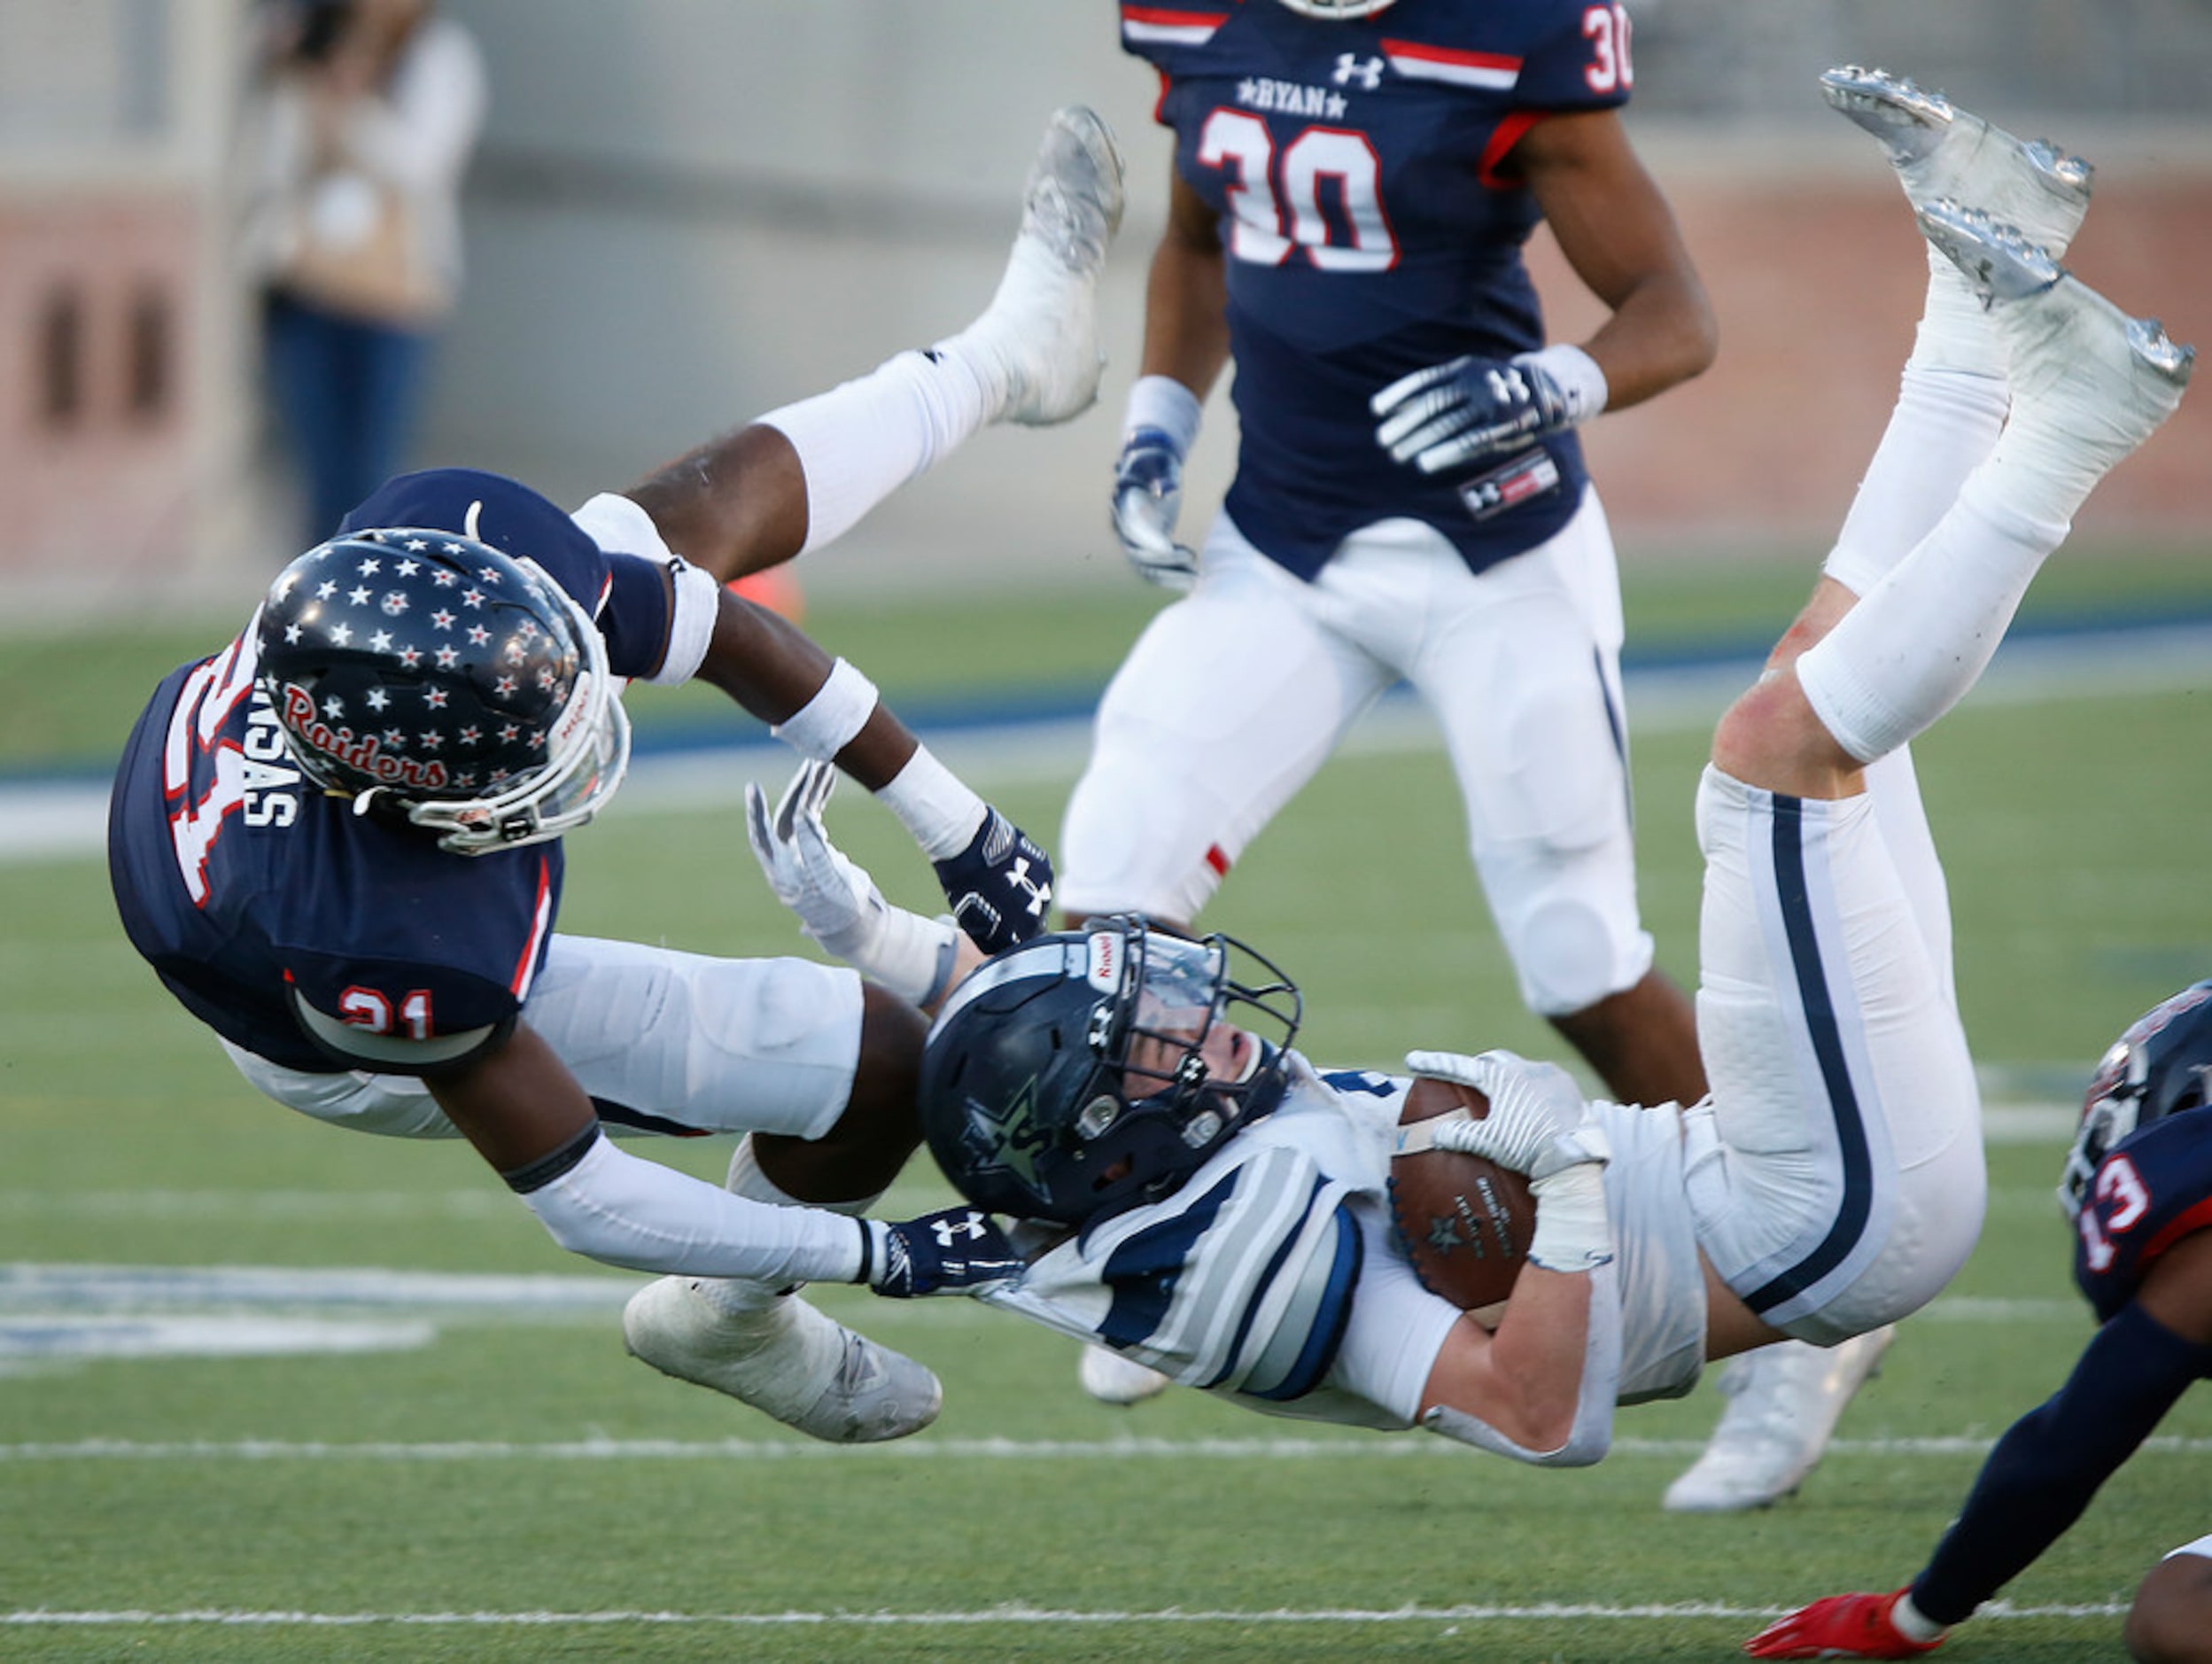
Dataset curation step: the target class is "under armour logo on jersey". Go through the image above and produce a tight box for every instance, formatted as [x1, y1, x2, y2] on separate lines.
[1333, 53, 1385, 89]
[930, 1210, 993, 1248]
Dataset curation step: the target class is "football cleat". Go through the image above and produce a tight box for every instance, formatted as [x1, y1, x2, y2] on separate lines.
[960, 105, 1126, 426]
[1820, 66, 2092, 254]
[1664, 1326, 1895, 1513]
[1921, 202, 2193, 492]
[623, 1278, 942, 1442]
[1079, 1341, 1172, 1406]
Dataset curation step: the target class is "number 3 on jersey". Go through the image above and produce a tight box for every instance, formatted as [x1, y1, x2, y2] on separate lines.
[1196, 4, 1634, 273]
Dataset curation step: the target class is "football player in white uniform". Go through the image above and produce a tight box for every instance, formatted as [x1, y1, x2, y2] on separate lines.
[746, 109, 2192, 1461]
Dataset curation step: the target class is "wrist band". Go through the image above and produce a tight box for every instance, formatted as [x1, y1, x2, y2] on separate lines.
[1517, 343, 1610, 424]
[877, 743, 986, 860]
[1122, 374, 1203, 455]
[771, 657, 879, 762]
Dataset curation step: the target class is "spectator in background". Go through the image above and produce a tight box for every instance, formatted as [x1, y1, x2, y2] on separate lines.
[239, 0, 486, 544]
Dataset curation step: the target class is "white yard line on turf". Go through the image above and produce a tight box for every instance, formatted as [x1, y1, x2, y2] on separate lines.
[0, 1601, 2133, 1628]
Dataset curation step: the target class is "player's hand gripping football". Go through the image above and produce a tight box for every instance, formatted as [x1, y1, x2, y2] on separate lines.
[931, 805, 1055, 956]
[869, 1206, 1024, 1298]
[1406, 1047, 1612, 1274]
[1404, 1048, 1607, 1183]
[1742, 1590, 1944, 1658]
[1110, 428, 1200, 591]
[745, 762, 959, 1007]
[1371, 354, 1575, 474]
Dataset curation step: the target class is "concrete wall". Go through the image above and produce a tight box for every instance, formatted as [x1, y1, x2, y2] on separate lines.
[3, 2, 2208, 615]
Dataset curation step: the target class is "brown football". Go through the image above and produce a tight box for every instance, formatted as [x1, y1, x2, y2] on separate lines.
[1388, 1074, 1536, 1328]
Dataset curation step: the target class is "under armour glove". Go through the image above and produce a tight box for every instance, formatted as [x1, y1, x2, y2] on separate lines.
[1111, 428, 1199, 592]
[1371, 345, 1603, 475]
[868, 1207, 1024, 1298]
[1742, 1590, 1944, 1659]
[932, 808, 1055, 955]
[1408, 1047, 1613, 1273]
[1405, 1049, 1598, 1183]
[744, 761, 960, 1007]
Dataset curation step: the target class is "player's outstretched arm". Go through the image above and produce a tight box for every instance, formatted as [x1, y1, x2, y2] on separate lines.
[1747, 1232, 2212, 1656]
[697, 593, 1055, 953]
[424, 1023, 1013, 1297]
[744, 760, 986, 1012]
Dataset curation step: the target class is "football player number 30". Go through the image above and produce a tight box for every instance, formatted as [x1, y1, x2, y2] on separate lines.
[1197, 4, 1633, 274]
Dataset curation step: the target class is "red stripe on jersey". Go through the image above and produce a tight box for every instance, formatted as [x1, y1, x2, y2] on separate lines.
[1123, 5, 1231, 26]
[1205, 843, 1231, 878]
[510, 854, 555, 999]
[1380, 40, 1524, 75]
[1477, 110, 1546, 189]
[2138, 1196, 2212, 1272]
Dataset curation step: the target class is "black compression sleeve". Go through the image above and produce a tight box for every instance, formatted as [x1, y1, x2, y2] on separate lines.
[1912, 1302, 2212, 1626]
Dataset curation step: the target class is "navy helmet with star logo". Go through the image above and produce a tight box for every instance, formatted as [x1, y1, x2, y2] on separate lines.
[917, 917, 1302, 1227]
[254, 526, 630, 854]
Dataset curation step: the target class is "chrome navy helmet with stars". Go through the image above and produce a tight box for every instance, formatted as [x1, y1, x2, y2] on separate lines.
[254, 527, 631, 853]
[917, 917, 1303, 1227]
[2059, 980, 2212, 1219]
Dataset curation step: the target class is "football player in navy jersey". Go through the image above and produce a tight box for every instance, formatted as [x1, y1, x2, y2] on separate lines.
[743, 92, 2192, 1475]
[105, 108, 1120, 1444]
[1063, 0, 1719, 1411]
[1744, 985, 2212, 1660]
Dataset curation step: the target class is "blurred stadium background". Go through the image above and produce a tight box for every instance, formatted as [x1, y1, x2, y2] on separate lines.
[4, 0, 2209, 618]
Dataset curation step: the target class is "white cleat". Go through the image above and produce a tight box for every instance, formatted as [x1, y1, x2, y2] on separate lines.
[1820, 65, 2092, 254]
[1920, 199, 2193, 486]
[1079, 1341, 1172, 1406]
[624, 1278, 941, 1443]
[963, 105, 1126, 426]
[1663, 1326, 1896, 1513]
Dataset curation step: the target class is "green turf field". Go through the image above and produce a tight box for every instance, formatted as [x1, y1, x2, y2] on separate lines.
[4, 564, 2210, 1660]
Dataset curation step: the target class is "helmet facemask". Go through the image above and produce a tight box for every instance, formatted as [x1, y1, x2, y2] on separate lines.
[920, 919, 1303, 1227]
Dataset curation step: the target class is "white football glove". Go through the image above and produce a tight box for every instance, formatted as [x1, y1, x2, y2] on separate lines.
[744, 761, 960, 1008]
[1110, 428, 1200, 592]
[1404, 1047, 1612, 1272]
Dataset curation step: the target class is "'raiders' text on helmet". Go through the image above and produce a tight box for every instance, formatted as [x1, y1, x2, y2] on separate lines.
[255, 528, 630, 853]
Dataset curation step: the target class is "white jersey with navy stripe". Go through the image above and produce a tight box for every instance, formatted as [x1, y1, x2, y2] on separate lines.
[989, 1053, 1711, 1422]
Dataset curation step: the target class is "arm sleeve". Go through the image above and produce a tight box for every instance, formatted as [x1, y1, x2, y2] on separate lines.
[516, 1130, 870, 1285]
[1912, 1301, 2212, 1626]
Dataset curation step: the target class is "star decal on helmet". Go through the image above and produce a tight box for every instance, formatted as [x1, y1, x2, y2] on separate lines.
[959, 1077, 1054, 1202]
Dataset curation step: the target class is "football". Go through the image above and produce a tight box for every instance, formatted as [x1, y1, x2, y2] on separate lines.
[1388, 1073, 1536, 1328]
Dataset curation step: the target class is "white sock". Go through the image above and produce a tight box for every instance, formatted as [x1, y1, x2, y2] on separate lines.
[695, 1135, 884, 1318]
[1797, 471, 2066, 763]
[1891, 1590, 1946, 1644]
[759, 347, 996, 557]
[1824, 360, 2011, 597]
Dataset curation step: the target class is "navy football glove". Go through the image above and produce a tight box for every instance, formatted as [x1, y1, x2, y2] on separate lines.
[931, 807, 1054, 954]
[1110, 427, 1199, 592]
[1371, 354, 1574, 475]
[870, 1207, 1023, 1298]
